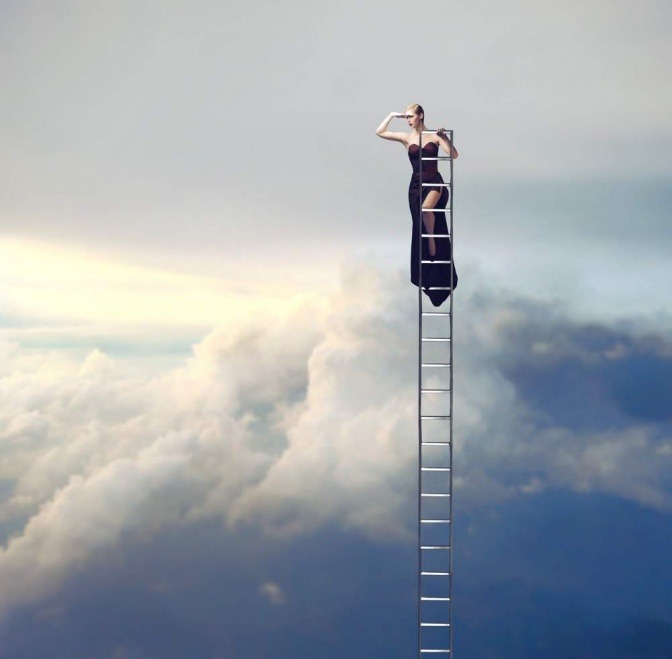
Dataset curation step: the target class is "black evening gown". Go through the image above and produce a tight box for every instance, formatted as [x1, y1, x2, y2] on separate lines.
[408, 142, 458, 306]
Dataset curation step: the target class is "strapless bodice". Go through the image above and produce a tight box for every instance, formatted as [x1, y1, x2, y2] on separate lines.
[408, 141, 439, 176]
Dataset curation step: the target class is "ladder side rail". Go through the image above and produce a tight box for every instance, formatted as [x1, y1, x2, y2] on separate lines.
[416, 127, 424, 659]
[448, 129, 455, 659]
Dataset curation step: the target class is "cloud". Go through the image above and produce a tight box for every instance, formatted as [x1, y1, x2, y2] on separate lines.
[0, 521, 417, 659]
[259, 581, 286, 606]
[1, 260, 671, 623]
[2, 488, 670, 658]
[454, 490, 672, 659]
[453, 289, 672, 510]
[226, 263, 418, 539]
[0, 289, 323, 617]
[498, 316, 672, 427]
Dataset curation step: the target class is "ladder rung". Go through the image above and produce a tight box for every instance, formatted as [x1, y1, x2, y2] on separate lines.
[421, 623, 451, 627]
[421, 597, 451, 601]
[421, 130, 452, 135]
[421, 312, 450, 316]
[421, 157, 452, 161]
[421, 337, 451, 342]
[421, 260, 452, 264]
[421, 545, 451, 550]
[421, 208, 451, 212]
[421, 183, 451, 188]
[421, 467, 451, 472]
[422, 493, 451, 498]
[421, 388, 451, 393]
[421, 519, 451, 523]
[420, 651, 450, 654]
[421, 441, 450, 446]
[424, 287, 453, 290]
[421, 415, 452, 420]
[422, 363, 451, 367]
[421, 234, 451, 238]
[421, 571, 451, 575]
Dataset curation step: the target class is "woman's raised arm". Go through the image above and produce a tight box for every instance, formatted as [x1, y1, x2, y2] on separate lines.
[375, 112, 407, 143]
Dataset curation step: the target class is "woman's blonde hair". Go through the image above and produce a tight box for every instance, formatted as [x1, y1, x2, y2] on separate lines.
[406, 103, 424, 119]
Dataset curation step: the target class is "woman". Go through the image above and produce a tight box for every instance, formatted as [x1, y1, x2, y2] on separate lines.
[375, 104, 458, 306]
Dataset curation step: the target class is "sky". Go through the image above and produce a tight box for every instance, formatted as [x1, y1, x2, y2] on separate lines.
[1, 1, 671, 657]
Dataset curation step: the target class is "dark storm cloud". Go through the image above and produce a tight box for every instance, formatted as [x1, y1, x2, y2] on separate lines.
[2, 491, 671, 659]
[451, 284, 672, 511]
[496, 314, 672, 430]
[454, 492, 672, 659]
[0, 523, 418, 659]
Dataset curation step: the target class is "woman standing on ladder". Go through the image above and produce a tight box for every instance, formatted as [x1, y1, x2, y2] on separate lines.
[375, 104, 459, 306]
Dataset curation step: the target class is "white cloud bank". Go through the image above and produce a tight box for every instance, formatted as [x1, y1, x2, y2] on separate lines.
[1, 261, 670, 619]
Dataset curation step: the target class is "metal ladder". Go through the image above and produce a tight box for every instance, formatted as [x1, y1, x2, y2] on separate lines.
[417, 129, 454, 657]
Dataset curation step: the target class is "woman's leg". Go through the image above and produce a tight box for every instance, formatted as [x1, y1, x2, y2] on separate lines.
[422, 189, 441, 257]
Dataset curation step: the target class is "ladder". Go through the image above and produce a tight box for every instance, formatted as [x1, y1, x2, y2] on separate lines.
[417, 129, 454, 657]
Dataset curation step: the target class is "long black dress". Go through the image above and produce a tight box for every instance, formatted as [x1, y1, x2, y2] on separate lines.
[408, 142, 458, 306]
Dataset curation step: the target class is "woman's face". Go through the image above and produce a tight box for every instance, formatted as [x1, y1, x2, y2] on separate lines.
[405, 111, 423, 129]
